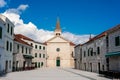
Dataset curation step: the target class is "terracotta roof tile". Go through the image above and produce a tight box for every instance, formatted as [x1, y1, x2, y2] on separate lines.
[15, 34, 34, 41]
[70, 42, 75, 46]
[14, 35, 32, 47]
[75, 44, 82, 48]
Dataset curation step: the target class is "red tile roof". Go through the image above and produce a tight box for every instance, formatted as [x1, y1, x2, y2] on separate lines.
[15, 34, 34, 41]
[70, 42, 75, 46]
[43, 42, 47, 45]
[83, 32, 107, 45]
[14, 35, 32, 47]
[75, 44, 82, 48]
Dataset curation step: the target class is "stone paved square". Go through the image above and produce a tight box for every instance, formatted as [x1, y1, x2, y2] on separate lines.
[0, 68, 112, 80]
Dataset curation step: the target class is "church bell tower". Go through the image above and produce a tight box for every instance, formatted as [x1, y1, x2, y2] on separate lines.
[54, 18, 62, 36]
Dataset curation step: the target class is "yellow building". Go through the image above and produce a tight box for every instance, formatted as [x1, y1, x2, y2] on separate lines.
[46, 18, 75, 68]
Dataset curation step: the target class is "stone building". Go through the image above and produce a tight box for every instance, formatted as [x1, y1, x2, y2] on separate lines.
[74, 44, 82, 69]
[13, 35, 33, 71]
[0, 14, 14, 73]
[75, 32, 108, 73]
[81, 32, 107, 73]
[46, 18, 75, 68]
[75, 24, 120, 73]
[15, 34, 47, 68]
[105, 25, 120, 71]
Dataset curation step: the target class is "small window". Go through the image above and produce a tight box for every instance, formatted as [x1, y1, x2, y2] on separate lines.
[10, 42, 12, 52]
[17, 44, 19, 50]
[56, 48, 60, 52]
[35, 45, 37, 49]
[84, 51, 86, 57]
[41, 62, 43, 67]
[7, 24, 9, 33]
[90, 48, 93, 56]
[97, 47, 100, 55]
[6, 41, 9, 51]
[39, 46, 41, 49]
[17, 44, 19, 52]
[39, 53, 41, 58]
[106, 36, 109, 47]
[35, 53, 37, 57]
[43, 47, 45, 50]
[115, 36, 120, 46]
[10, 27, 13, 35]
[26, 48, 27, 54]
[35, 62, 37, 68]
[43, 54, 45, 58]
[22, 46, 24, 53]
[38, 62, 40, 68]
[0, 27, 2, 39]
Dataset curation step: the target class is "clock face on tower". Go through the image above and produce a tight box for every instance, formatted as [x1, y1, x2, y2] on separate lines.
[56, 48, 60, 52]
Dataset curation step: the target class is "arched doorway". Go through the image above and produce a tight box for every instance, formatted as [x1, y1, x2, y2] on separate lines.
[56, 57, 60, 67]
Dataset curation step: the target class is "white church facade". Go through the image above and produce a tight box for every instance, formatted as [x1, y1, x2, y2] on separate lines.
[46, 18, 75, 68]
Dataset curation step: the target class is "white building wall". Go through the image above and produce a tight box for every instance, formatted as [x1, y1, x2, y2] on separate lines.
[0, 20, 5, 73]
[32, 42, 46, 68]
[22, 40, 47, 68]
[0, 15, 14, 73]
[13, 41, 33, 71]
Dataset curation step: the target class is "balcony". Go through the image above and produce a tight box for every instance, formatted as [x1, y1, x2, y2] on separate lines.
[23, 54, 34, 59]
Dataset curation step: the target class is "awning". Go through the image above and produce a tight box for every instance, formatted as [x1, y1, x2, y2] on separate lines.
[105, 51, 120, 57]
[23, 54, 34, 59]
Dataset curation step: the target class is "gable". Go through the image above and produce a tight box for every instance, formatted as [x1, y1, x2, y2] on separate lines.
[47, 36, 69, 43]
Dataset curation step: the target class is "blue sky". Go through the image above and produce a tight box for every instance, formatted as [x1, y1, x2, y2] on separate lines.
[0, 0, 120, 44]
[1, 0, 120, 34]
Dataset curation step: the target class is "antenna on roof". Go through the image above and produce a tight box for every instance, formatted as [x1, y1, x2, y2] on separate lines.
[89, 33, 92, 40]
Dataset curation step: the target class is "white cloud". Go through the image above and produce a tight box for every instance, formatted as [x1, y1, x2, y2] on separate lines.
[2, 4, 95, 45]
[5, 4, 29, 14]
[17, 4, 29, 11]
[62, 32, 95, 44]
[0, 0, 7, 8]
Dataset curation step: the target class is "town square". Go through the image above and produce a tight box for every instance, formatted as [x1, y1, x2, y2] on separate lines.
[0, 0, 120, 80]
